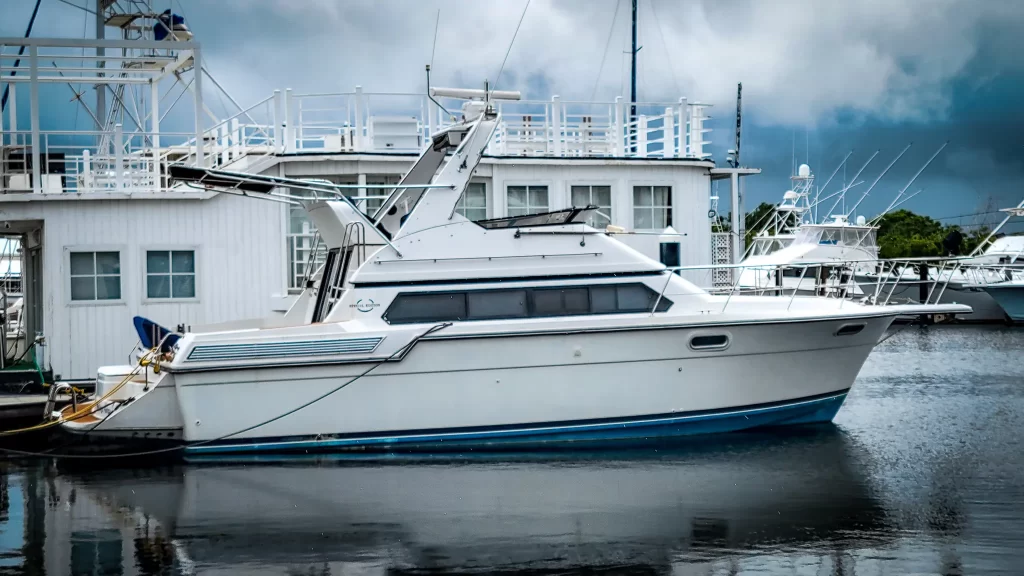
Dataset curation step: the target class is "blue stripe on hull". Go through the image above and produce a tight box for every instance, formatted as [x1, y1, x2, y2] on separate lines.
[184, 392, 849, 455]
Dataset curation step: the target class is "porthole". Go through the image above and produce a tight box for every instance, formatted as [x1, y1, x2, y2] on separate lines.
[689, 334, 729, 351]
[835, 323, 866, 337]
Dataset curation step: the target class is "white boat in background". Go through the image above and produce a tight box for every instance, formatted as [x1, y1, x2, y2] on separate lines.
[855, 204, 1024, 323]
[737, 164, 879, 297]
[58, 91, 968, 455]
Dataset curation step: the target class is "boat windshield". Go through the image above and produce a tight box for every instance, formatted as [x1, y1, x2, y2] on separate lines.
[793, 228, 823, 246]
[474, 206, 599, 230]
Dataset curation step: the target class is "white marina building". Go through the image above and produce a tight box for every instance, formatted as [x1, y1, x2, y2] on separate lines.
[0, 32, 756, 380]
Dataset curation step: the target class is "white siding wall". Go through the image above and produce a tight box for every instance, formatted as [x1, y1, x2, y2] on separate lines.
[0, 193, 284, 379]
[489, 162, 712, 268]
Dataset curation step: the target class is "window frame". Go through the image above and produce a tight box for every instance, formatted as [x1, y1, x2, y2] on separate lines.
[631, 183, 673, 230]
[383, 282, 673, 325]
[65, 246, 126, 307]
[505, 183, 550, 217]
[688, 333, 731, 351]
[569, 183, 614, 229]
[141, 246, 200, 303]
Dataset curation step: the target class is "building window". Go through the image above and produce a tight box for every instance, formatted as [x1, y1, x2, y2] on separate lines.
[69, 251, 121, 301]
[146, 250, 196, 299]
[507, 185, 548, 217]
[570, 185, 612, 228]
[633, 185, 672, 229]
[287, 189, 325, 292]
[364, 174, 399, 216]
[456, 182, 487, 221]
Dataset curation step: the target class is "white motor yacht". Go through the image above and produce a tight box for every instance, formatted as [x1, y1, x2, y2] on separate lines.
[58, 93, 968, 455]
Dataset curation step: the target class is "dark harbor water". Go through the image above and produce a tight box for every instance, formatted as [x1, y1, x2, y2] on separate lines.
[0, 325, 1022, 575]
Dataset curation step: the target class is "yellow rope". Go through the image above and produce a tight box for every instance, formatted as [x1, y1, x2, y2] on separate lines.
[0, 350, 157, 437]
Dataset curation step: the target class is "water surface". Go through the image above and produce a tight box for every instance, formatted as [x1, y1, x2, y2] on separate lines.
[0, 325, 1022, 575]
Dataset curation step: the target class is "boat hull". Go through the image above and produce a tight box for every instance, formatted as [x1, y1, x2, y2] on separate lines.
[170, 316, 887, 454]
[982, 284, 1024, 321]
[69, 315, 892, 455]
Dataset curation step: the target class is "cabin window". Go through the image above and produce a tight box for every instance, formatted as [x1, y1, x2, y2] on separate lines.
[384, 283, 672, 325]
[531, 287, 590, 317]
[633, 185, 672, 229]
[145, 250, 196, 299]
[689, 334, 730, 350]
[385, 292, 467, 323]
[69, 251, 121, 301]
[466, 289, 528, 319]
[507, 185, 548, 217]
[456, 182, 488, 221]
[570, 185, 612, 228]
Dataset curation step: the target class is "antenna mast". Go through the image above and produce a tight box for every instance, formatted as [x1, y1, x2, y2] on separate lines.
[629, 0, 638, 152]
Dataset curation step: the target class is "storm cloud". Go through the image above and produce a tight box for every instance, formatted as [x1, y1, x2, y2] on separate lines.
[4, 0, 1024, 227]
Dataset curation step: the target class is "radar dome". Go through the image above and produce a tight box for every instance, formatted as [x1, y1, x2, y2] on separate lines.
[797, 164, 811, 177]
[783, 190, 799, 201]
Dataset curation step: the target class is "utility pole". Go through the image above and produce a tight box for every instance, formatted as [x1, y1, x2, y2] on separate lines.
[629, 0, 638, 152]
[96, 0, 106, 130]
[735, 82, 744, 251]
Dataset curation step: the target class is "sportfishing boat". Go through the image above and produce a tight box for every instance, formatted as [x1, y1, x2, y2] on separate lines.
[738, 214, 879, 297]
[57, 91, 968, 454]
[854, 204, 1024, 322]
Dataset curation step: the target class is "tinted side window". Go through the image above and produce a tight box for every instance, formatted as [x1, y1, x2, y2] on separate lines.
[385, 292, 466, 323]
[591, 284, 670, 313]
[532, 287, 590, 317]
[467, 290, 528, 320]
[384, 282, 672, 324]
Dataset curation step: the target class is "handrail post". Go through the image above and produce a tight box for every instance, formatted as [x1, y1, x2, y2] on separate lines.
[722, 264, 743, 313]
[82, 149, 92, 192]
[637, 116, 648, 158]
[284, 88, 293, 153]
[788, 265, 808, 310]
[613, 96, 623, 156]
[231, 118, 241, 159]
[663, 107, 674, 158]
[219, 123, 228, 165]
[354, 85, 365, 151]
[114, 123, 124, 190]
[272, 89, 282, 153]
[649, 269, 673, 317]
[677, 97, 687, 156]
[551, 95, 562, 157]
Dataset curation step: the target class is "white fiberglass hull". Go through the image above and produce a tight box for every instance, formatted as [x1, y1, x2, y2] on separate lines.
[71, 314, 893, 454]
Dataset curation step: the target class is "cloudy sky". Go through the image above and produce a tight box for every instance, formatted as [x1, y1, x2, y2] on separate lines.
[5, 0, 1024, 230]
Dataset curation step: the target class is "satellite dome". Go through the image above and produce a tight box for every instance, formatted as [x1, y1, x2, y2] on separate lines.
[856, 215, 866, 226]
[798, 164, 811, 177]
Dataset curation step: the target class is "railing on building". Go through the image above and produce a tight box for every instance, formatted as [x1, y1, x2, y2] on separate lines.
[2, 59, 715, 197]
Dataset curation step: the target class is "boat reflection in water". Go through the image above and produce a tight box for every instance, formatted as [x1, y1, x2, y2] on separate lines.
[40, 427, 894, 574]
